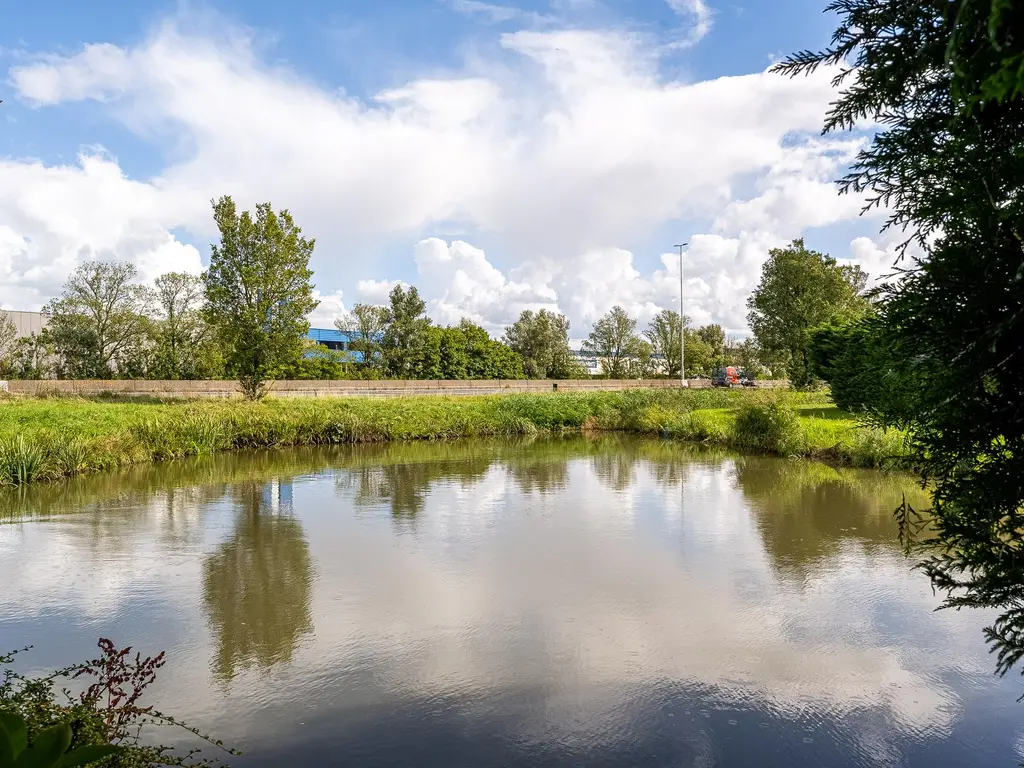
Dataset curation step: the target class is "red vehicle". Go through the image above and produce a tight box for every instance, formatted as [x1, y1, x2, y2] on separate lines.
[712, 366, 755, 387]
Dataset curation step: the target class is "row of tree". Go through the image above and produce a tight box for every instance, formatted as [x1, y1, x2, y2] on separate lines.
[0, 199, 767, 392]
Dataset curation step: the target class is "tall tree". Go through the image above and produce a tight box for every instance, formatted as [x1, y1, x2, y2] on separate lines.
[682, 328, 715, 377]
[381, 285, 431, 378]
[737, 337, 764, 376]
[43, 261, 151, 379]
[503, 309, 585, 379]
[696, 324, 726, 362]
[747, 239, 868, 387]
[151, 272, 220, 379]
[456, 319, 523, 379]
[582, 306, 644, 379]
[4, 334, 51, 379]
[776, 0, 1024, 672]
[337, 303, 388, 375]
[204, 196, 318, 399]
[644, 309, 683, 377]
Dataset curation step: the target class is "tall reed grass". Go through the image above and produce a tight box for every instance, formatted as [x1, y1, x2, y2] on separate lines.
[0, 389, 908, 487]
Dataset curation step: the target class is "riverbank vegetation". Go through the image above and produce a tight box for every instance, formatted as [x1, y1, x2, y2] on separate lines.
[1, 639, 235, 766]
[0, 389, 908, 487]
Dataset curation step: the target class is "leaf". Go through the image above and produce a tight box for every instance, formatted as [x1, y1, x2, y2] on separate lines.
[14, 724, 71, 768]
[0, 711, 27, 758]
[54, 745, 123, 768]
[0, 730, 17, 768]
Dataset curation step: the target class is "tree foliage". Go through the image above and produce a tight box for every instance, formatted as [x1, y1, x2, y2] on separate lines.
[644, 310, 683, 377]
[695, 324, 726, 361]
[2, 335, 51, 380]
[381, 285, 431, 379]
[0, 313, 15, 358]
[449, 320, 524, 380]
[807, 314, 918, 418]
[203, 196, 318, 399]
[582, 306, 645, 379]
[777, 0, 1024, 673]
[747, 239, 868, 387]
[150, 273, 221, 380]
[503, 309, 585, 379]
[337, 304, 388, 375]
[42, 262, 151, 379]
[683, 329, 715, 377]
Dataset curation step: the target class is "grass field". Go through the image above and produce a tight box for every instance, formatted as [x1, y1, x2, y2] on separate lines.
[0, 388, 910, 486]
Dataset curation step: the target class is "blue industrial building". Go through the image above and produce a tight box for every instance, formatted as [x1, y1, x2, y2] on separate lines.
[306, 327, 380, 364]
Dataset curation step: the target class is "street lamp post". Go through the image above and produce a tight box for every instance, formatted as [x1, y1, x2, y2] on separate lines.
[674, 242, 688, 387]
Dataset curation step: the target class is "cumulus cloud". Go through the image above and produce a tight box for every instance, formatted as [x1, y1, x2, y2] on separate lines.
[0, 153, 202, 309]
[356, 229, 859, 337]
[307, 291, 347, 329]
[1, 12, 889, 329]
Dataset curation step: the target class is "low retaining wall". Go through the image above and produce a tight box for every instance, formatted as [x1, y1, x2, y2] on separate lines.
[1, 378, 787, 399]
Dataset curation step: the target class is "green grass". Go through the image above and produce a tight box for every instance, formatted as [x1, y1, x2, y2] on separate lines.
[0, 388, 910, 486]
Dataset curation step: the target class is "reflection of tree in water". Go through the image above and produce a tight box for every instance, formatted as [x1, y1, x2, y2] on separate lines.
[734, 458, 930, 576]
[505, 456, 570, 494]
[201, 479, 314, 683]
[341, 457, 492, 521]
[592, 451, 639, 492]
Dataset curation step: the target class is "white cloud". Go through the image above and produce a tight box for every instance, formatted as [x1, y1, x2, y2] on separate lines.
[0, 152, 202, 309]
[1, 14, 882, 330]
[664, 0, 715, 47]
[307, 290, 347, 329]
[355, 278, 404, 306]
[448, 0, 530, 24]
[360, 229, 867, 337]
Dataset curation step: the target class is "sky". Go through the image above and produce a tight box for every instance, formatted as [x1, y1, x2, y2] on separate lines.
[0, 0, 907, 337]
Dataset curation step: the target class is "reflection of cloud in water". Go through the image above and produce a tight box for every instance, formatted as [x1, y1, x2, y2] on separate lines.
[0, 491, 219, 621]
[1, 440, 1012, 764]
[309, 458, 978, 751]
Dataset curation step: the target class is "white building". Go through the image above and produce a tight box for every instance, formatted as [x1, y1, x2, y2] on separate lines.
[0, 310, 48, 338]
[570, 350, 670, 377]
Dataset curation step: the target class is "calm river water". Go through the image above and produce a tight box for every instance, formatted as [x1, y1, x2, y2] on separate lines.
[1, 436, 1021, 766]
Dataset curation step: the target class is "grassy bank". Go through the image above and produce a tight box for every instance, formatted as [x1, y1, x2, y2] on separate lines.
[0, 388, 909, 486]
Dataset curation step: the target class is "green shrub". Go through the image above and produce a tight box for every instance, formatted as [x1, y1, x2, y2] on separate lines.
[45, 435, 94, 476]
[847, 426, 910, 469]
[732, 399, 806, 456]
[683, 410, 729, 442]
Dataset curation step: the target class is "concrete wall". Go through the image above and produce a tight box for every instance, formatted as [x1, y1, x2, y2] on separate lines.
[1, 378, 787, 398]
[0, 310, 48, 338]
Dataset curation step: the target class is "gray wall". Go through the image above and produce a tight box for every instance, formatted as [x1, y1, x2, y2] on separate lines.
[1, 378, 786, 398]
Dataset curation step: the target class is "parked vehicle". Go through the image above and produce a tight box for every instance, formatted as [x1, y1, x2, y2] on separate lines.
[712, 367, 757, 387]
[712, 366, 741, 387]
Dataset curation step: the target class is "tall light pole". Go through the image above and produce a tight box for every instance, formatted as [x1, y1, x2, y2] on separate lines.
[674, 242, 688, 387]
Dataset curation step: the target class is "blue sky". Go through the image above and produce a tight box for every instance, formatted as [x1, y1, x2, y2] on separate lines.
[0, 0, 893, 334]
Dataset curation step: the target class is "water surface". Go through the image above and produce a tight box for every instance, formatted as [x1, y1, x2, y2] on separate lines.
[1, 437, 1021, 766]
